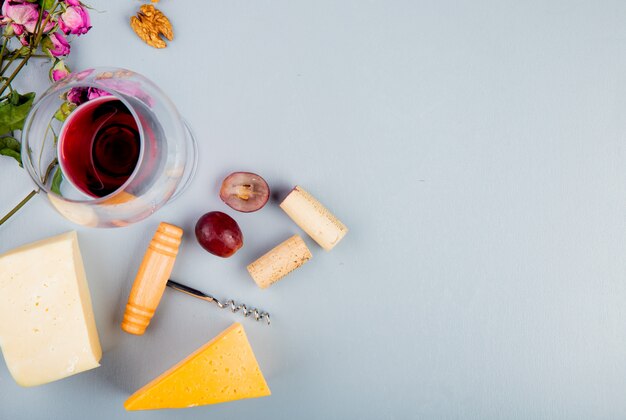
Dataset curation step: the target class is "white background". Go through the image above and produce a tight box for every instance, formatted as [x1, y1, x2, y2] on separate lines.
[2, 1, 626, 418]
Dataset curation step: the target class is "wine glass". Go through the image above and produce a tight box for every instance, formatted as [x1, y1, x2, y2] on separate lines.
[21, 67, 197, 227]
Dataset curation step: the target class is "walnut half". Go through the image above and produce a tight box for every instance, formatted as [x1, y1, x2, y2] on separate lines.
[130, 5, 173, 49]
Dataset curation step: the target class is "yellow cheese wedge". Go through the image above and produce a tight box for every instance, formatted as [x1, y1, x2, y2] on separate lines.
[125, 323, 270, 410]
[0, 231, 102, 387]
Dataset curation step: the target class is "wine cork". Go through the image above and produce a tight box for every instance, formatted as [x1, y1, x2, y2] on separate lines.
[279, 186, 348, 251]
[247, 235, 312, 288]
[121, 222, 183, 335]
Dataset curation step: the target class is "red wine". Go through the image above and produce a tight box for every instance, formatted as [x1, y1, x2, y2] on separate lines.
[58, 97, 141, 197]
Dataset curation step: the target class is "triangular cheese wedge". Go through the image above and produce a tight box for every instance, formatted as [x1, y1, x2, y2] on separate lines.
[124, 323, 270, 410]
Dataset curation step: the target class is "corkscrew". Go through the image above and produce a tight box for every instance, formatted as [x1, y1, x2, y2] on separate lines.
[121, 222, 271, 337]
[166, 280, 271, 325]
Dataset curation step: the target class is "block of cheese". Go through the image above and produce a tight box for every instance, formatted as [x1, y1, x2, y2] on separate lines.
[125, 323, 270, 410]
[0, 231, 102, 387]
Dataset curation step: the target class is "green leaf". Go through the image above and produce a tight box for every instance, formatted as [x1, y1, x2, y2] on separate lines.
[54, 101, 76, 122]
[0, 136, 22, 166]
[0, 136, 20, 150]
[0, 148, 21, 165]
[0, 92, 35, 135]
[50, 167, 63, 195]
[40, 36, 53, 58]
[8, 92, 18, 105]
[41, 0, 56, 10]
[17, 46, 31, 57]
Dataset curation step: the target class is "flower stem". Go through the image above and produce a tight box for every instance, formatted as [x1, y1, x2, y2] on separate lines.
[0, 38, 9, 71]
[0, 53, 49, 78]
[0, 190, 37, 227]
[33, 2, 59, 46]
[34, 5, 46, 35]
[0, 53, 32, 97]
[0, 0, 57, 92]
[0, 51, 20, 75]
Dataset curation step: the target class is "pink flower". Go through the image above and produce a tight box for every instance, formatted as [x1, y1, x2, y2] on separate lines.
[96, 78, 154, 106]
[25, 11, 56, 34]
[51, 60, 70, 82]
[65, 0, 82, 6]
[66, 87, 110, 105]
[47, 32, 70, 57]
[72, 69, 94, 81]
[52, 69, 69, 81]
[12, 24, 24, 36]
[59, 5, 91, 35]
[87, 87, 109, 100]
[1, 1, 38, 35]
[1, 2, 38, 25]
[66, 87, 87, 104]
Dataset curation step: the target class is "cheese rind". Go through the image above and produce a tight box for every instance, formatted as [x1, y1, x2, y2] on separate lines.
[0, 231, 102, 387]
[124, 323, 271, 410]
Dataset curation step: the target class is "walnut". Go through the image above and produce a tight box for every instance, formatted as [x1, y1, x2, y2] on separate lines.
[130, 5, 173, 49]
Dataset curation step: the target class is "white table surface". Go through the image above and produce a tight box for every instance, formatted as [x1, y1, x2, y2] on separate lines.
[2, 1, 626, 419]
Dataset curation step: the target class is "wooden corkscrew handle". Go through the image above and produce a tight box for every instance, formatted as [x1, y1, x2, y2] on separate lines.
[121, 222, 183, 335]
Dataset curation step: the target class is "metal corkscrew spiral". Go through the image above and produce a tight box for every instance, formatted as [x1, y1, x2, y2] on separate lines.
[166, 280, 271, 325]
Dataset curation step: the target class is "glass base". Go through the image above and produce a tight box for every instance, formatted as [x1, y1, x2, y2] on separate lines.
[170, 119, 198, 201]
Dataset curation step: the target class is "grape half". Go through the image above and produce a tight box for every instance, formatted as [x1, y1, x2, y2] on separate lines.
[219, 172, 270, 213]
[195, 211, 243, 257]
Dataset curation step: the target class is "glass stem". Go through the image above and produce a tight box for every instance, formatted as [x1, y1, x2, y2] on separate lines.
[0, 190, 38, 227]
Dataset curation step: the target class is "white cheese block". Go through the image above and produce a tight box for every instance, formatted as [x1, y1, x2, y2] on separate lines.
[0, 231, 102, 387]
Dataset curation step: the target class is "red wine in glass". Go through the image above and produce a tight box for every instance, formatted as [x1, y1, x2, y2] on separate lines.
[58, 96, 141, 198]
